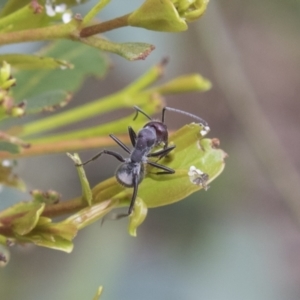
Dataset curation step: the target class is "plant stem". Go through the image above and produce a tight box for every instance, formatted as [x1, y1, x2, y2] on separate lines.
[0, 135, 130, 159]
[80, 14, 131, 37]
[0, 22, 77, 45]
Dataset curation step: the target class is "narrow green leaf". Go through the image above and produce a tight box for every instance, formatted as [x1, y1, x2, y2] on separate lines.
[128, 197, 147, 237]
[67, 153, 92, 206]
[118, 42, 155, 61]
[12, 203, 45, 235]
[13, 40, 109, 101]
[81, 36, 155, 61]
[83, 0, 110, 26]
[93, 286, 104, 300]
[0, 54, 73, 70]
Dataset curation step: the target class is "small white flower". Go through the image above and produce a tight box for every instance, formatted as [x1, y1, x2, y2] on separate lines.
[2, 160, 12, 167]
[188, 165, 209, 190]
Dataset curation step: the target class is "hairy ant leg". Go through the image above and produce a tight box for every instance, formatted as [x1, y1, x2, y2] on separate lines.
[147, 161, 175, 175]
[109, 134, 131, 154]
[147, 145, 175, 158]
[76, 150, 125, 167]
[128, 126, 137, 147]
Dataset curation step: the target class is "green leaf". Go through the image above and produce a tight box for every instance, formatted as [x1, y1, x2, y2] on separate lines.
[0, 141, 20, 154]
[12, 204, 45, 235]
[80, 36, 155, 61]
[139, 124, 226, 207]
[13, 217, 77, 252]
[13, 40, 109, 101]
[0, 54, 73, 70]
[17, 218, 78, 252]
[128, 197, 147, 237]
[117, 42, 156, 61]
[0, 201, 45, 235]
[25, 90, 72, 114]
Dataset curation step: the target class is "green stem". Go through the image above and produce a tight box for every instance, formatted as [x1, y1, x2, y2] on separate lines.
[0, 21, 77, 45]
[82, 0, 111, 26]
[0, 4, 31, 32]
[20, 92, 123, 137]
[0, 17, 153, 61]
[80, 14, 131, 37]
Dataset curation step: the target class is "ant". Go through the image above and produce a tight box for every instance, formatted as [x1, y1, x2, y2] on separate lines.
[76, 106, 210, 218]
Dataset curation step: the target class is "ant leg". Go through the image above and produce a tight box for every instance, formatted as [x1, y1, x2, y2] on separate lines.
[76, 150, 125, 166]
[115, 174, 139, 219]
[147, 161, 175, 175]
[109, 134, 130, 154]
[128, 126, 137, 147]
[147, 145, 176, 158]
[128, 174, 139, 215]
[133, 106, 152, 121]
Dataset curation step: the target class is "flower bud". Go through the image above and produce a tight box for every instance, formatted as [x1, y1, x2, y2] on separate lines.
[128, 0, 209, 32]
[0, 62, 16, 90]
[173, 0, 209, 22]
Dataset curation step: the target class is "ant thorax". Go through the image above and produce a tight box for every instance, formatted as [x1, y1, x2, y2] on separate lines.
[130, 127, 157, 163]
[144, 121, 168, 146]
[116, 162, 144, 187]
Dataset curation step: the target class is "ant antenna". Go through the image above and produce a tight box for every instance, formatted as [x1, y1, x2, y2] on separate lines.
[162, 107, 210, 134]
[133, 106, 152, 121]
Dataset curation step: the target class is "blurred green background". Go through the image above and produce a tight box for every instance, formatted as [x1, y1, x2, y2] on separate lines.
[1, 0, 300, 299]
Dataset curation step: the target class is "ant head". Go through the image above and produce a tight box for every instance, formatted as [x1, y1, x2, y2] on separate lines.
[116, 162, 144, 188]
[144, 121, 168, 146]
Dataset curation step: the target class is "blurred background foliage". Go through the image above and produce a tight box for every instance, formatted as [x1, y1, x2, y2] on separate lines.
[1, 0, 300, 299]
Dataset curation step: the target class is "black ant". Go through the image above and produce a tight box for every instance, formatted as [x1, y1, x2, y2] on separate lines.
[76, 106, 210, 218]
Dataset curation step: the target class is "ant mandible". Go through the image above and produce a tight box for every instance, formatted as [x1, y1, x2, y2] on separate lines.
[76, 106, 210, 218]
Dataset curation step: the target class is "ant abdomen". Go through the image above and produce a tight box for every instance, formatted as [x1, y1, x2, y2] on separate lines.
[116, 162, 144, 188]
